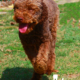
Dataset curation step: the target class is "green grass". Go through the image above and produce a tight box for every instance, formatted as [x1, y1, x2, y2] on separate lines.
[59, 2, 80, 25]
[0, 2, 80, 80]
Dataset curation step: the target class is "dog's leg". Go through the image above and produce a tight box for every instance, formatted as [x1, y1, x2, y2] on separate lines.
[46, 49, 58, 75]
[31, 71, 42, 80]
[33, 41, 50, 74]
[46, 15, 59, 75]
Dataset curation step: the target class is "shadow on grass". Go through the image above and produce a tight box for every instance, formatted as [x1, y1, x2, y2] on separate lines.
[0, 67, 49, 80]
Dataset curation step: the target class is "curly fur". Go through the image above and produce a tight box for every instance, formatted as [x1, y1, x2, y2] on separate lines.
[13, 0, 59, 80]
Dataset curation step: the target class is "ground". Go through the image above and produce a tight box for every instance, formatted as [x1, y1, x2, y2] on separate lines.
[0, 1, 80, 80]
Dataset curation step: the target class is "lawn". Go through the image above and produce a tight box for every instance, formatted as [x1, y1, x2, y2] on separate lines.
[0, 2, 80, 80]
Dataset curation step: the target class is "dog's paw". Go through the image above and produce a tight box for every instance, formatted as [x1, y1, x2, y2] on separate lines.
[46, 69, 59, 75]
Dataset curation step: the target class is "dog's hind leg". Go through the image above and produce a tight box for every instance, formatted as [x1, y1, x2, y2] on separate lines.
[46, 14, 59, 75]
[31, 71, 42, 80]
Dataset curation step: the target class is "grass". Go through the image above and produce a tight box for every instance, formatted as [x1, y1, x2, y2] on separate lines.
[59, 2, 80, 25]
[0, 2, 80, 80]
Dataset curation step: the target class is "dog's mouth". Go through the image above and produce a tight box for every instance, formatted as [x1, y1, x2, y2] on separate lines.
[19, 23, 34, 34]
[19, 24, 28, 33]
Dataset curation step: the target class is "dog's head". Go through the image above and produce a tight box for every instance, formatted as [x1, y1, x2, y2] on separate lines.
[13, 0, 47, 34]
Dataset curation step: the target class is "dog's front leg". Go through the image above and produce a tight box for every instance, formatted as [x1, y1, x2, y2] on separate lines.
[33, 41, 50, 75]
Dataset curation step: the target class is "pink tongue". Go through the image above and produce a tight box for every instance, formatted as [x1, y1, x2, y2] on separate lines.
[19, 24, 28, 33]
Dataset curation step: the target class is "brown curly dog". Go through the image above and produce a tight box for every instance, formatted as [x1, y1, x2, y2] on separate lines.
[13, 0, 59, 80]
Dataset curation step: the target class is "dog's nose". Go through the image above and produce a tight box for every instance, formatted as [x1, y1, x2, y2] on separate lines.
[17, 17, 23, 21]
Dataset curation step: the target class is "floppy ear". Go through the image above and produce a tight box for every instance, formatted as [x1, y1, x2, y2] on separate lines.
[39, 1, 48, 23]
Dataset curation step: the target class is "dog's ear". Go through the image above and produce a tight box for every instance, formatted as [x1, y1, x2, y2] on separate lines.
[39, 1, 48, 23]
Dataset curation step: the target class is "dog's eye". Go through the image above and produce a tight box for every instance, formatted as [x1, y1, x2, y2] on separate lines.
[28, 7, 33, 10]
[28, 8, 34, 13]
[13, 6, 18, 10]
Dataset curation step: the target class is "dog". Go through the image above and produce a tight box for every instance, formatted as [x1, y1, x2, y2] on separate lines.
[13, 0, 59, 80]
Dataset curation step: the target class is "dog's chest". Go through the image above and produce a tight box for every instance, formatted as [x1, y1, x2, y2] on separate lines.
[19, 25, 43, 47]
[19, 31, 43, 56]
[19, 33, 42, 46]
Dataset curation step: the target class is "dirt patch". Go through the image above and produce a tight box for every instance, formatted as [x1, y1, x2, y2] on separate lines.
[55, 0, 80, 4]
[0, 12, 7, 14]
[64, 74, 80, 79]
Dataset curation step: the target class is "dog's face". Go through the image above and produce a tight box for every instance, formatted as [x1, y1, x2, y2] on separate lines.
[13, 0, 42, 34]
